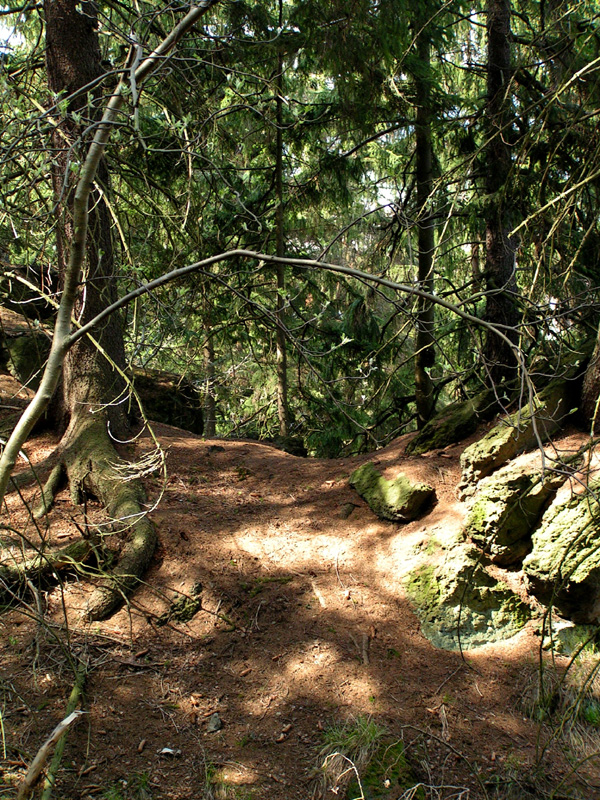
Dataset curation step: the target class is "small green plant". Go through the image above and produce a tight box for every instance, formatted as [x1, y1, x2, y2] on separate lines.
[313, 716, 423, 799]
[520, 652, 600, 755]
[101, 772, 152, 800]
[581, 698, 600, 727]
[315, 716, 386, 798]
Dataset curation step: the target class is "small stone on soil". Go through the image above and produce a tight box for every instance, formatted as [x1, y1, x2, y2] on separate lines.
[206, 712, 223, 732]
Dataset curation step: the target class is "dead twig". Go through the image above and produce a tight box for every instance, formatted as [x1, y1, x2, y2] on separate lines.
[17, 710, 84, 800]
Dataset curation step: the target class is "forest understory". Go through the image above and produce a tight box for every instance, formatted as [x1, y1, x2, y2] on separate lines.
[2, 372, 600, 800]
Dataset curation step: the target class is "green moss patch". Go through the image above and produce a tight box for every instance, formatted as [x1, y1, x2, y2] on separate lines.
[406, 390, 497, 456]
[349, 462, 435, 522]
[346, 739, 423, 800]
[524, 482, 600, 623]
[2, 332, 50, 390]
[464, 464, 565, 565]
[459, 380, 571, 497]
[406, 545, 531, 650]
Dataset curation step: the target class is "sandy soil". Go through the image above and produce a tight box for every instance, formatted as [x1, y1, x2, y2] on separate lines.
[1, 372, 599, 800]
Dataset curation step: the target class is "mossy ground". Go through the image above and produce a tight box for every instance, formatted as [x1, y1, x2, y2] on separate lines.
[346, 739, 423, 800]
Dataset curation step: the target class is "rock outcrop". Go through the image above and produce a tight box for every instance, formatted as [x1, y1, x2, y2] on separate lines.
[406, 390, 498, 456]
[458, 380, 573, 497]
[0, 330, 51, 390]
[0, 324, 204, 435]
[523, 480, 600, 623]
[132, 368, 204, 435]
[464, 464, 565, 566]
[406, 543, 531, 650]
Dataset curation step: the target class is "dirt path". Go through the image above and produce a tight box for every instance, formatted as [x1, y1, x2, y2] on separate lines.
[1, 399, 589, 799]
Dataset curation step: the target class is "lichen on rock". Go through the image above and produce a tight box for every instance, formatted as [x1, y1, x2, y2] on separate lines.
[464, 464, 565, 566]
[349, 462, 435, 522]
[406, 390, 498, 456]
[1, 332, 51, 390]
[406, 544, 531, 650]
[523, 481, 600, 623]
[459, 380, 572, 497]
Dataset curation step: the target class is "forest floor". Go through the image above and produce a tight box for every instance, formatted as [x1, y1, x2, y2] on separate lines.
[1, 373, 599, 800]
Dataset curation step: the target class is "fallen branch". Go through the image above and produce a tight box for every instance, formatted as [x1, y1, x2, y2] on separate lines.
[17, 709, 84, 800]
[41, 660, 87, 800]
[0, 539, 92, 586]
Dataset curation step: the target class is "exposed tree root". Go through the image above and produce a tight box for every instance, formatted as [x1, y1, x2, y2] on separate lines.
[0, 539, 92, 585]
[30, 414, 157, 620]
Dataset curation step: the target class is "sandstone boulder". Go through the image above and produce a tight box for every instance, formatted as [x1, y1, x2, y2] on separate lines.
[406, 543, 531, 650]
[349, 462, 434, 522]
[459, 380, 573, 497]
[464, 464, 565, 566]
[523, 481, 600, 623]
[406, 390, 498, 456]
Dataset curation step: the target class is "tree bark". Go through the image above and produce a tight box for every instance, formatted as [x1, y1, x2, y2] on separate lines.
[45, 0, 127, 437]
[414, 34, 436, 428]
[39, 0, 155, 619]
[203, 321, 217, 438]
[581, 323, 600, 431]
[275, 0, 290, 437]
[483, 0, 519, 385]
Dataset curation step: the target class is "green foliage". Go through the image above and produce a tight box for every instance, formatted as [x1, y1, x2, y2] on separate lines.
[2, 0, 600, 453]
[101, 772, 152, 800]
[316, 716, 422, 800]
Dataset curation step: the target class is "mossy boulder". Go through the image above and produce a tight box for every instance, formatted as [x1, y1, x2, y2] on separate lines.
[350, 462, 435, 522]
[0, 332, 51, 390]
[523, 481, 600, 623]
[0, 266, 58, 321]
[132, 367, 204, 435]
[0, 330, 205, 435]
[464, 464, 565, 566]
[540, 620, 600, 655]
[406, 390, 498, 456]
[459, 379, 572, 497]
[272, 435, 307, 457]
[406, 544, 531, 650]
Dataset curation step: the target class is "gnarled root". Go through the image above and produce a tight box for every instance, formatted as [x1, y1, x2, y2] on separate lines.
[32, 413, 157, 620]
[0, 539, 92, 586]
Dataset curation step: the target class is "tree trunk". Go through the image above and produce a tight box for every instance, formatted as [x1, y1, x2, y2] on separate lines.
[45, 0, 127, 437]
[581, 322, 600, 431]
[275, 0, 290, 438]
[41, 0, 155, 619]
[203, 323, 217, 438]
[483, 0, 519, 385]
[414, 34, 436, 429]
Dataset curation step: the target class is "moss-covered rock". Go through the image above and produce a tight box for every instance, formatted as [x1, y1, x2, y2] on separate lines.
[406, 544, 531, 650]
[272, 435, 307, 457]
[464, 464, 565, 566]
[523, 481, 600, 623]
[539, 620, 600, 655]
[132, 367, 204, 435]
[349, 462, 435, 522]
[0, 329, 205, 435]
[0, 332, 51, 390]
[157, 582, 203, 626]
[459, 380, 572, 497]
[406, 390, 498, 456]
